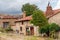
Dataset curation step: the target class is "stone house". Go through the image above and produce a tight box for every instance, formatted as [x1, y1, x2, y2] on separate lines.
[45, 2, 60, 25]
[14, 2, 60, 36]
[0, 14, 22, 29]
[15, 12, 39, 36]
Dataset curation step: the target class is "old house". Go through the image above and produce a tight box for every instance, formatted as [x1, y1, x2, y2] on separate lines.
[15, 12, 39, 36]
[0, 14, 22, 29]
[45, 2, 60, 25]
[14, 2, 60, 36]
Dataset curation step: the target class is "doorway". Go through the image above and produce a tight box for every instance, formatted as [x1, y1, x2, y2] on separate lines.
[26, 27, 34, 35]
[26, 27, 29, 35]
[30, 27, 34, 35]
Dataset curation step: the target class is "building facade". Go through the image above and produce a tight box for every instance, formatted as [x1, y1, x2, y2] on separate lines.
[15, 12, 39, 36]
[0, 14, 22, 29]
[45, 2, 60, 25]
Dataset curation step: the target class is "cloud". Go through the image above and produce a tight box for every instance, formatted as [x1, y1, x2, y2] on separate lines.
[0, 0, 58, 14]
[0, 0, 41, 14]
[53, 0, 60, 10]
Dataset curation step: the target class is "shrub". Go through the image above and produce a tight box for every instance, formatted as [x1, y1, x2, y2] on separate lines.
[0, 26, 13, 33]
[5, 26, 13, 32]
[39, 23, 60, 37]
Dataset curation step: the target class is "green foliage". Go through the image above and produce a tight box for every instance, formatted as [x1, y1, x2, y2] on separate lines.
[22, 3, 38, 16]
[39, 25, 49, 33]
[39, 23, 60, 37]
[5, 26, 13, 32]
[49, 23, 60, 32]
[31, 10, 48, 27]
[0, 26, 13, 33]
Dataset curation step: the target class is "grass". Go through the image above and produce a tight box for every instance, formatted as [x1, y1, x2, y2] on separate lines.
[25, 36, 56, 40]
[0, 33, 55, 40]
[0, 33, 20, 38]
[25, 36, 37, 40]
[0, 33, 45, 40]
[45, 38, 55, 40]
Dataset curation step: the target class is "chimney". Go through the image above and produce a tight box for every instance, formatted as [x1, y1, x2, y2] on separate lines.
[23, 11, 26, 18]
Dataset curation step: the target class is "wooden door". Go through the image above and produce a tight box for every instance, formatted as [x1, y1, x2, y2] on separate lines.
[30, 27, 34, 35]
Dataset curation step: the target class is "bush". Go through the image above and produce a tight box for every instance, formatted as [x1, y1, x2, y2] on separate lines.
[0, 26, 13, 33]
[5, 27, 13, 32]
[39, 23, 60, 37]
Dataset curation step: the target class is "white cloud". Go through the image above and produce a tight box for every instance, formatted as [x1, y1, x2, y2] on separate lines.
[53, 0, 60, 9]
[0, 0, 41, 14]
[0, 0, 57, 14]
[0, 0, 40, 10]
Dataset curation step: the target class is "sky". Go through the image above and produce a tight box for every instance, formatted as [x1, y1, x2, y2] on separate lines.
[0, 0, 59, 15]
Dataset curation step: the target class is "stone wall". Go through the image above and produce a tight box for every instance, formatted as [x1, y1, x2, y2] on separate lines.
[48, 13, 60, 26]
[15, 21, 39, 36]
[0, 18, 16, 28]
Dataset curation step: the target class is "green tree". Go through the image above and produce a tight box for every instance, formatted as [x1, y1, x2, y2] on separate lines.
[49, 23, 60, 32]
[40, 23, 60, 37]
[22, 3, 38, 16]
[31, 10, 49, 36]
[31, 10, 48, 27]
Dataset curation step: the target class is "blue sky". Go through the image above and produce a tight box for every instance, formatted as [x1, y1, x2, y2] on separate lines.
[0, 0, 59, 15]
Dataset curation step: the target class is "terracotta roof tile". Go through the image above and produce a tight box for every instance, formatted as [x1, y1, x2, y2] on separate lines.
[2, 16, 17, 19]
[16, 9, 60, 22]
[16, 16, 32, 21]
[47, 9, 60, 18]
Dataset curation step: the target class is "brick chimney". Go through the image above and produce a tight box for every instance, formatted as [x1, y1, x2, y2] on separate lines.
[23, 11, 26, 18]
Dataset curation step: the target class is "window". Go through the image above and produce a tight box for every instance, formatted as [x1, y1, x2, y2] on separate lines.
[0, 17, 1, 19]
[22, 22, 23, 25]
[20, 27, 22, 31]
[3, 22, 9, 28]
[26, 28, 29, 32]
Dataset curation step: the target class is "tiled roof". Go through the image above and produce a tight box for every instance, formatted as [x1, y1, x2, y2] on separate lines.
[2, 16, 17, 19]
[16, 16, 32, 21]
[47, 9, 60, 18]
[0, 14, 22, 19]
[53, 9, 60, 14]
[16, 9, 60, 22]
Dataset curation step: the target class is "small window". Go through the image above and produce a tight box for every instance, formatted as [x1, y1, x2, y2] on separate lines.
[20, 27, 22, 31]
[3, 22, 9, 28]
[22, 22, 23, 25]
